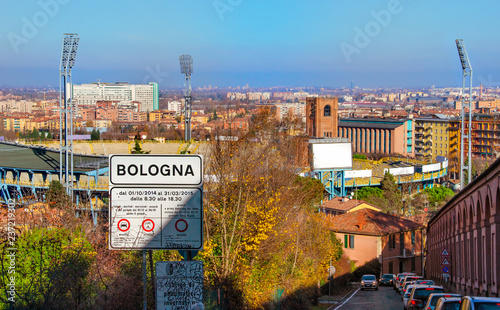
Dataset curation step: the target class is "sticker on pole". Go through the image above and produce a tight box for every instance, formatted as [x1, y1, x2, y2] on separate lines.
[156, 261, 203, 310]
[109, 187, 203, 250]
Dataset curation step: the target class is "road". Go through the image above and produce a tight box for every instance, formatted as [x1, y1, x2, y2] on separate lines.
[334, 285, 403, 310]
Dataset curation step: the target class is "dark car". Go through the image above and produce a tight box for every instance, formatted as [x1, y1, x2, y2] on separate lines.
[361, 274, 378, 290]
[406, 285, 445, 310]
[379, 274, 395, 286]
[459, 296, 500, 309]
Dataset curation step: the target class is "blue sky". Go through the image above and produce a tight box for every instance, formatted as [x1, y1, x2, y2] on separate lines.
[1, 0, 500, 89]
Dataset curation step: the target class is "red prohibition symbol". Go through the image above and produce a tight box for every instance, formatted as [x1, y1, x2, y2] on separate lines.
[175, 219, 188, 232]
[117, 219, 130, 232]
[142, 219, 155, 232]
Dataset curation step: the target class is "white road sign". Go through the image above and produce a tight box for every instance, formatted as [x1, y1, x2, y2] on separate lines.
[156, 261, 203, 310]
[109, 187, 203, 250]
[109, 154, 203, 186]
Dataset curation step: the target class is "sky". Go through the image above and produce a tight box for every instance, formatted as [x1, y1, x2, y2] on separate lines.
[1, 0, 500, 89]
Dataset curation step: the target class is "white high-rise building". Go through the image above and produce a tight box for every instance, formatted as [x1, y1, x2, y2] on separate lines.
[71, 82, 159, 112]
[167, 100, 183, 115]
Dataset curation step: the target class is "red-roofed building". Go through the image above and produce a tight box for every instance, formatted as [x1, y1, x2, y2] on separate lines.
[320, 197, 381, 216]
[328, 209, 424, 275]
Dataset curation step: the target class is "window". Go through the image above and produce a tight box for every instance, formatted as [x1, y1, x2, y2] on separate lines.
[344, 234, 355, 249]
[411, 257, 416, 271]
[324, 105, 331, 116]
[411, 231, 416, 245]
[389, 234, 396, 249]
[389, 261, 393, 274]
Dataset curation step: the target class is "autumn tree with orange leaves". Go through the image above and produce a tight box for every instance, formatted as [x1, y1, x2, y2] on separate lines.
[199, 108, 343, 309]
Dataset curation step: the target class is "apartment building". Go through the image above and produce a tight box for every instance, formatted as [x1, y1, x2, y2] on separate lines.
[72, 82, 159, 112]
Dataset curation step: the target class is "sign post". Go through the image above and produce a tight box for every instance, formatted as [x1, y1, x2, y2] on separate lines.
[109, 155, 203, 250]
[108, 154, 204, 309]
[441, 247, 450, 282]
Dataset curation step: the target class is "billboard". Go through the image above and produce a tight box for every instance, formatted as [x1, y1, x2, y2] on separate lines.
[384, 167, 415, 176]
[423, 163, 441, 173]
[345, 170, 372, 178]
[309, 142, 353, 170]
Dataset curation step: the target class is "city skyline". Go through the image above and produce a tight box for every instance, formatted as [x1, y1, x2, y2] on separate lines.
[2, 1, 500, 89]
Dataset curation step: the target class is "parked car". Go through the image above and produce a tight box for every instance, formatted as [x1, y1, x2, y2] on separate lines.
[424, 293, 462, 310]
[415, 279, 435, 286]
[403, 285, 417, 310]
[380, 274, 396, 286]
[406, 285, 445, 310]
[396, 273, 416, 290]
[392, 273, 404, 289]
[459, 296, 500, 309]
[401, 276, 423, 294]
[403, 281, 418, 296]
[435, 297, 462, 310]
[360, 274, 378, 291]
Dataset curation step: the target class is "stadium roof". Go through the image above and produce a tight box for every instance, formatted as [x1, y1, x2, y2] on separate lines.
[0, 141, 108, 173]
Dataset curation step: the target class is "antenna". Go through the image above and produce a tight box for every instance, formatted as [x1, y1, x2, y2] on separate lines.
[59, 33, 79, 196]
[455, 39, 473, 189]
[179, 55, 193, 141]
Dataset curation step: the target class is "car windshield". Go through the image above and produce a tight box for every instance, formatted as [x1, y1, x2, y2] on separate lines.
[443, 302, 461, 310]
[475, 303, 500, 310]
[383, 275, 392, 279]
[363, 275, 376, 280]
[414, 288, 444, 299]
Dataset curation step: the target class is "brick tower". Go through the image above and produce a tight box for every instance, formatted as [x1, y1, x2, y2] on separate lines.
[306, 97, 339, 138]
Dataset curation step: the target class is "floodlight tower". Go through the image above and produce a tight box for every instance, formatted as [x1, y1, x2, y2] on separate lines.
[179, 55, 193, 141]
[455, 39, 473, 188]
[59, 33, 79, 196]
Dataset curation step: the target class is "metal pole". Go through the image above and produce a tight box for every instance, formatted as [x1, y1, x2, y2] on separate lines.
[143, 250, 147, 310]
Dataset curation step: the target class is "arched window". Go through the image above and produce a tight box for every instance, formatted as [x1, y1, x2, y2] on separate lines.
[324, 105, 331, 116]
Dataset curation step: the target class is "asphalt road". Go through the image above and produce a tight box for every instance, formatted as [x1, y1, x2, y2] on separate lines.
[333, 285, 404, 310]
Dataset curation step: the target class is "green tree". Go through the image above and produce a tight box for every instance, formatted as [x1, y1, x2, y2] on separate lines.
[90, 129, 100, 141]
[0, 227, 95, 309]
[131, 139, 150, 154]
[46, 131, 52, 139]
[46, 180, 71, 209]
[354, 186, 383, 201]
[380, 172, 402, 214]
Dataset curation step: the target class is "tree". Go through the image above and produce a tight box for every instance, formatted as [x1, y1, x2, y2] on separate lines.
[199, 110, 343, 308]
[354, 186, 383, 201]
[90, 129, 100, 141]
[46, 180, 71, 209]
[131, 139, 150, 154]
[380, 172, 402, 215]
[46, 131, 52, 139]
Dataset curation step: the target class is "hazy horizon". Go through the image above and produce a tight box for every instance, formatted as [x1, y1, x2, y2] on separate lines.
[2, 1, 500, 89]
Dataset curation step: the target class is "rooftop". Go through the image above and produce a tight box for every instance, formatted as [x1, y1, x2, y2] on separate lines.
[327, 208, 422, 236]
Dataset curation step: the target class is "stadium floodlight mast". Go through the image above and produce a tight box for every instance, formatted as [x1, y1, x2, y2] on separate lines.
[59, 33, 79, 196]
[455, 39, 473, 189]
[179, 55, 193, 141]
